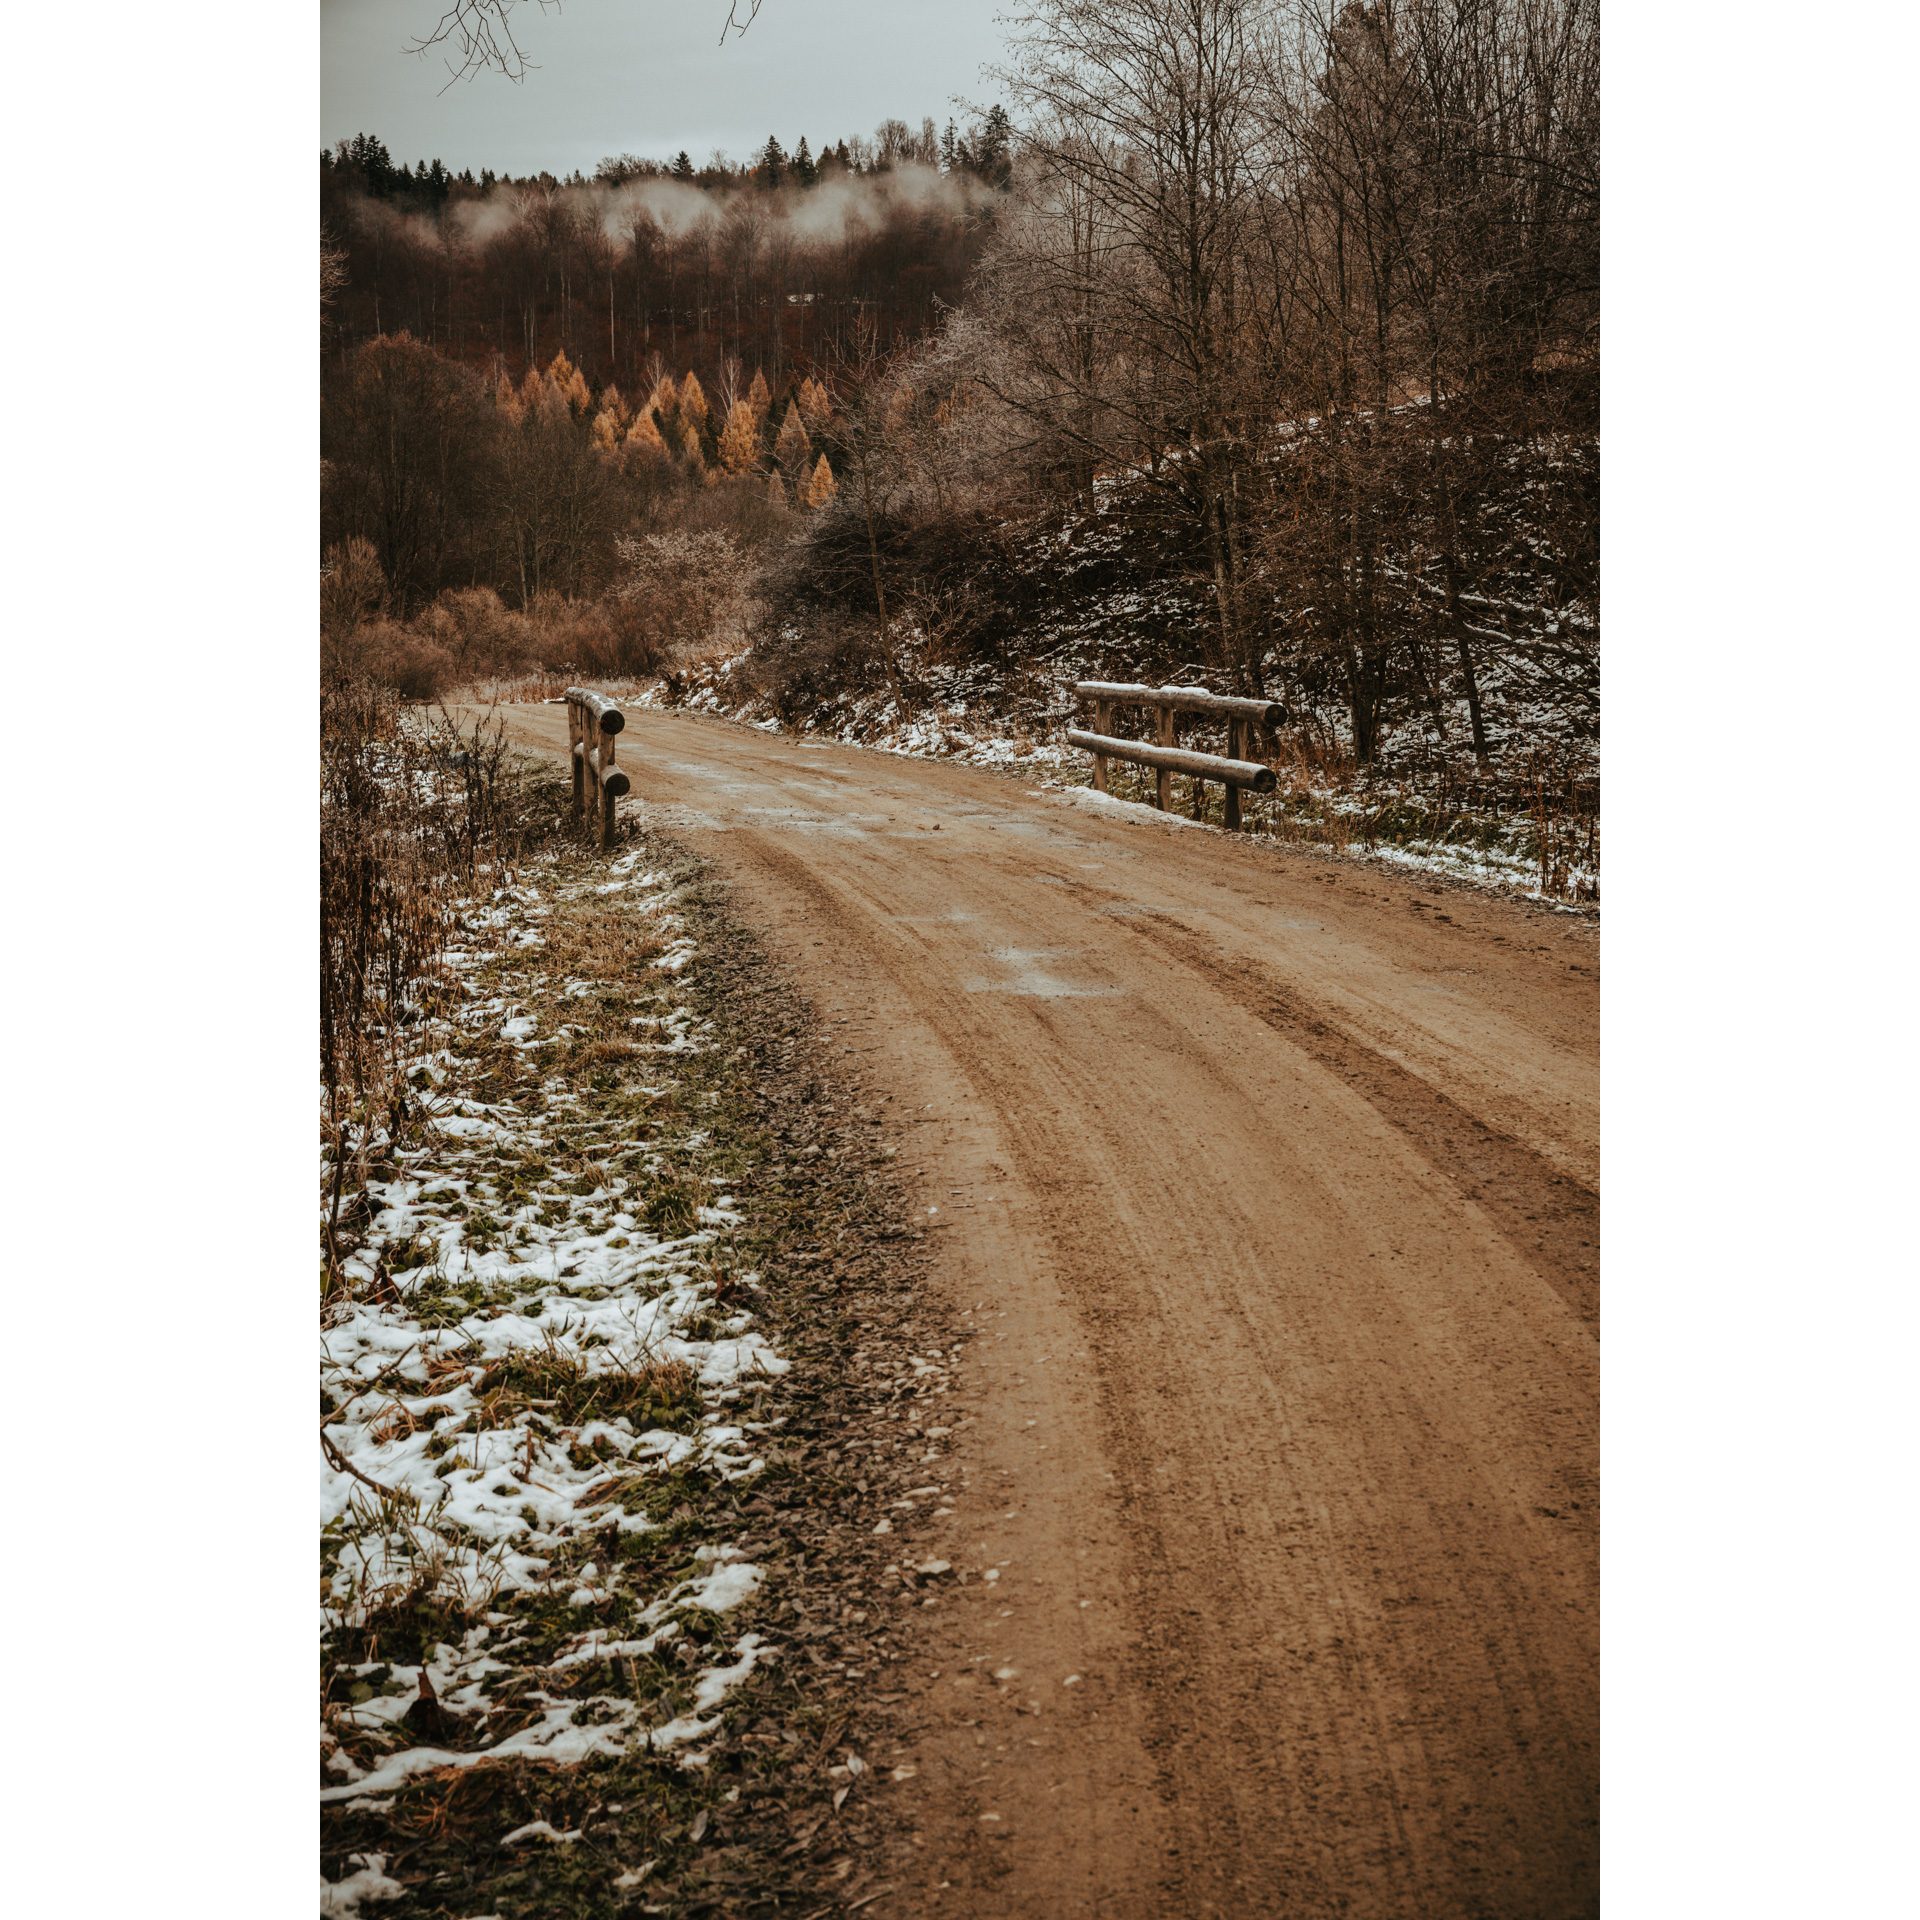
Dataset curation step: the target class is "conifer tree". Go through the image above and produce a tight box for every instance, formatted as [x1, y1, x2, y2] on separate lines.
[671, 151, 696, 182]
[495, 371, 523, 420]
[747, 367, 771, 418]
[717, 397, 760, 474]
[804, 453, 837, 507]
[645, 374, 678, 429]
[625, 408, 670, 463]
[546, 350, 591, 413]
[773, 402, 813, 476]
[792, 137, 817, 189]
[598, 384, 630, 427]
[590, 409, 623, 456]
[797, 376, 832, 426]
[758, 136, 786, 189]
[678, 370, 710, 432]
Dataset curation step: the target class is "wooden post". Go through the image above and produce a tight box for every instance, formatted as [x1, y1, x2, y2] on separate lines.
[1224, 718, 1243, 832]
[1092, 700, 1113, 793]
[598, 719, 618, 850]
[568, 700, 584, 824]
[1156, 704, 1174, 811]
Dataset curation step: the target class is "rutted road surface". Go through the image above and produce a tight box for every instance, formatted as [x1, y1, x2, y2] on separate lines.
[489, 704, 1598, 1919]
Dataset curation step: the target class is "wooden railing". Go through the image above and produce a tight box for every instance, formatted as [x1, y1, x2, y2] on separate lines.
[566, 688, 631, 849]
[1067, 682, 1284, 830]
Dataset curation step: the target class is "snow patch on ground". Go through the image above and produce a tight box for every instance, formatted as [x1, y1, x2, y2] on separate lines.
[322, 856, 786, 1823]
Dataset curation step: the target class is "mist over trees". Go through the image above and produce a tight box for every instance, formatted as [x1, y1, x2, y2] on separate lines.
[320, 110, 1014, 391]
[323, 2, 1597, 775]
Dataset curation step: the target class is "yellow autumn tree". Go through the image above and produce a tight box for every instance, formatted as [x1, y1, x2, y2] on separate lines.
[746, 367, 771, 419]
[717, 398, 761, 474]
[645, 373, 678, 424]
[590, 409, 624, 457]
[798, 376, 833, 427]
[495, 372, 523, 421]
[597, 384, 630, 428]
[678, 370, 710, 434]
[804, 453, 837, 507]
[625, 408, 671, 463]
[547, 350, 591, 413]
[773, 403, 813, 477]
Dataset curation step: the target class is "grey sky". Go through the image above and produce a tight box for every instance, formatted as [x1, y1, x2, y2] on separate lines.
[322, 0, 1015, 180]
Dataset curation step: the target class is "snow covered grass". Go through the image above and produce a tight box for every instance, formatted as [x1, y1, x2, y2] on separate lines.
[321, 844, 791, 1863]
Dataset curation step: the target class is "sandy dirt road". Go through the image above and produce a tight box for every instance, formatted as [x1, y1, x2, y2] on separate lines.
[483, 703, 1598, 1919]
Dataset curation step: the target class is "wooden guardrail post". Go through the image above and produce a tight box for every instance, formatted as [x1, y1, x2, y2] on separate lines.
[565, 687, 632, 852]
[1069, 682, 1286, 827]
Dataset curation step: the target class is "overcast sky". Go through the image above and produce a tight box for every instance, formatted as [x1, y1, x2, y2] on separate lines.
[322, 0, 1016, 179]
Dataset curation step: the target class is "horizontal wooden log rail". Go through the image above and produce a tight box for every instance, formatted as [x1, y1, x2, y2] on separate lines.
[1071, 681, 1287, 828]
[1074, 681, 1287, 732]
[566, 687, 629, 850]
[1066, 731, 1278, 793]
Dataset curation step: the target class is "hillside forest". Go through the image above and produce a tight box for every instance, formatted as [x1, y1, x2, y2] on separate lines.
[322, 0, 1597, 827]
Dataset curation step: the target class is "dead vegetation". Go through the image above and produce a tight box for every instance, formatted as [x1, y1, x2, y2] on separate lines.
[322, 822, 985, 1917]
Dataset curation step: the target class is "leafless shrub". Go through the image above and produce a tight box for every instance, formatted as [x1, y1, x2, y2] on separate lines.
[612, 530, 755, 663]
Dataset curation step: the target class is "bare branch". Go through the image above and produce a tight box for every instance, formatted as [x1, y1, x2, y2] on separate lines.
[404, 1, 770, 83]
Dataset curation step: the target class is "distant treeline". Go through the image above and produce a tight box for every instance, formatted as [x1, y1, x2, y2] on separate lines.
[320, 111, 1013, 395]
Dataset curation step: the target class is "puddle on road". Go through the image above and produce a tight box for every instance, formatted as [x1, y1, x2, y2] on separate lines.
[964, 948, 1118, 998]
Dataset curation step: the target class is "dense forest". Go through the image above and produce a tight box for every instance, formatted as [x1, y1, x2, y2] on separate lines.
[323, 0, 1597, 784]
[321, 109, 1012, 391]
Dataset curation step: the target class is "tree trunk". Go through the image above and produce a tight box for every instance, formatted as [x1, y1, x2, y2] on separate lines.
[1439, 487, 1491, 763]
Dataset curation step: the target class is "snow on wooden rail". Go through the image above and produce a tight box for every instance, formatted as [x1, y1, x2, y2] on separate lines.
[1071, 682, 1285, 829]
[566, 687, 630, 850]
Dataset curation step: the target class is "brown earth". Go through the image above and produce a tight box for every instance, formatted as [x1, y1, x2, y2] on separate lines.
[476, 702, 1598, 1920]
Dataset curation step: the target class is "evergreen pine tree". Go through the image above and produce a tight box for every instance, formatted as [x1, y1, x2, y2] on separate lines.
[758, 136, 786, 189]
[671, 151, 696, 182]
[792, 136, 817, 188]
[978, 105, 1013, 189]
[747, 368, 771, 418]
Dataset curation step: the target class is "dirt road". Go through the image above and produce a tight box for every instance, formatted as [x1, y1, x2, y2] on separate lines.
[488, 703, 1598, 1919]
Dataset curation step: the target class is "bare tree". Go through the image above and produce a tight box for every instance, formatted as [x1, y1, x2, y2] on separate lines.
[407, 2, 770, 85]
[982, 0, 1282, 690]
